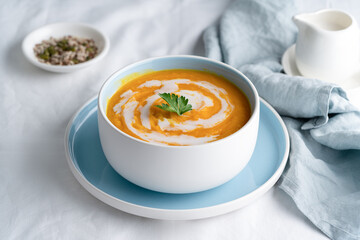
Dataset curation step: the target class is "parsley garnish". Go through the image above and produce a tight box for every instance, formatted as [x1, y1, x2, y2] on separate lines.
[156, 93, 193, 116]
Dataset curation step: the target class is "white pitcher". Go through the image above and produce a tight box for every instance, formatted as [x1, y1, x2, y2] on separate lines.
[293, 9, 359, 82]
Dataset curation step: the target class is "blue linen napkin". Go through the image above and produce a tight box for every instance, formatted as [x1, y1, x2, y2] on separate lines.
[203, 0, 360, 239]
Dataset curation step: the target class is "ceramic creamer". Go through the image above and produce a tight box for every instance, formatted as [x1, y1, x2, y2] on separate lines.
[293, 9, 359, 82]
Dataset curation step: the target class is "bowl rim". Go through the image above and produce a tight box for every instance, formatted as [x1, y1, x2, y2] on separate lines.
[98, 55, 260, 149]
[21, 22, 110, 72]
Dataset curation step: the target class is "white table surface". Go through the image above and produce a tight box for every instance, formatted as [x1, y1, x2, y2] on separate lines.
[1, 0, 360, 239]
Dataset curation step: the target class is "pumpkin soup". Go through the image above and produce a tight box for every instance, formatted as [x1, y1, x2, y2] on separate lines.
[106, 69, 251, 146]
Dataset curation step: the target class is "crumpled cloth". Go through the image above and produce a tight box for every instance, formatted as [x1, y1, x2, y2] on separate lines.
[204, 0, 360, 239]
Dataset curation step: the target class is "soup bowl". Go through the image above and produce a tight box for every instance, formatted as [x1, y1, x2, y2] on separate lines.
[98, 55, 259, 194]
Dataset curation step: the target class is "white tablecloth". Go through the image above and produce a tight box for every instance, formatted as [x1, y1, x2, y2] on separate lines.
[2, 0, 359, 239]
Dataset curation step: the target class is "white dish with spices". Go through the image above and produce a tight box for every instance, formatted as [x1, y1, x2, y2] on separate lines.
[22, 22, 109, 73]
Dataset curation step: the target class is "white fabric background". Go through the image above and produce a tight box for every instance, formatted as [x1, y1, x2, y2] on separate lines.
[1, 0, 360, 239]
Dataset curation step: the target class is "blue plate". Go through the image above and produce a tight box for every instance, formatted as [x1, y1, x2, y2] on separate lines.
[65, 97, 289, 220]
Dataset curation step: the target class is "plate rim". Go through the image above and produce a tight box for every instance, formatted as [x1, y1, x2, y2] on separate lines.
[281, 44, 299, 77]
[64, 96, 290, 220]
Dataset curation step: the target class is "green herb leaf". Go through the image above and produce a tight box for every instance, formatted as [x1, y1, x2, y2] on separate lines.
[156, 93, 192, 116]
[47, 46, 56, 55]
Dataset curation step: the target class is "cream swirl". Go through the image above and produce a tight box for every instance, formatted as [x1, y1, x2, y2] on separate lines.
[112, 78, 234, 145]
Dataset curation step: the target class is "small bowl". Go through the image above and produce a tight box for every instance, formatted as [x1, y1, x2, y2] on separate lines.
[22, 22, 109, 73]
[98, 55, 260, 194]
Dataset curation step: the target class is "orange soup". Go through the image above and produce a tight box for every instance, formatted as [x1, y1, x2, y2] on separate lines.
[107, 69, 251, 146]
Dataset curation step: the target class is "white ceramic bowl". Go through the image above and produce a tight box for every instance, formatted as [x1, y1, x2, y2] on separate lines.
[22, 22, 109, 73]
[98, 56, 260, 194]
